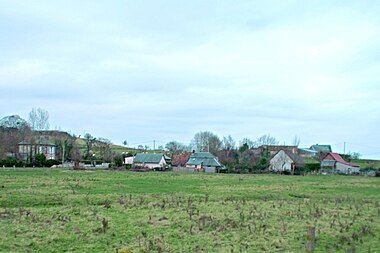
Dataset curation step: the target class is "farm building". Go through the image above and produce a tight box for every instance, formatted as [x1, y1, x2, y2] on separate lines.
[298, 148, 318, 158]
[310, 144, 332, 153]
[133, 153, 171, 169]
[269, 149, 304, 173]
[186, 152, 222, 172]
[172, 154, 191, 167]
[124, 156, 134, 165]
[321, 152, 360, 174]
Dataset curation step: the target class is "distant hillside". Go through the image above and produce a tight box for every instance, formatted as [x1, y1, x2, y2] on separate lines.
[351, 159, 380, 169]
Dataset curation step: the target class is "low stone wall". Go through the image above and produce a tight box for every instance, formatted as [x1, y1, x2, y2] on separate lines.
[172, 167, 195, 173]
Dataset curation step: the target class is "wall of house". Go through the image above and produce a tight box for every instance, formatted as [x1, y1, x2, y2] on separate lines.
[136, 157, 166, 169]
[270, 151, 293, 171]
[335, 162, 360, 174]
[18, 144, 55, 161]
[124, 157, 134, 165]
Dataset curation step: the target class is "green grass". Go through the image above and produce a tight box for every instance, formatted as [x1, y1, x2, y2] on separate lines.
[352, 159, 380, 169]
[1, 168, 379, 252]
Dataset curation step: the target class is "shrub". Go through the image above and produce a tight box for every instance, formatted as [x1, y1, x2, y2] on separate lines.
[34, 154, 46, 167]
[45, 159, 61, 167]
[114, 157, 123, 167]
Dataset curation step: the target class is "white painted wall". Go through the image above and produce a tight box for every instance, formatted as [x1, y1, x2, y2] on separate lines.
[270, 150, 293, 172]
[124, 157, 134, 164]
[335, 162, 360, 174]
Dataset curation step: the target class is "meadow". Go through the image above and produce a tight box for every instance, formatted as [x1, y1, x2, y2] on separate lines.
[0, 168, 379, 252]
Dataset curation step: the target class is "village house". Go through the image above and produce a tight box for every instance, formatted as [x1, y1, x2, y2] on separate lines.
[133, 153, 171, 169]
[186, 152, 222, 173]
[321, 152, 360, 174]
[172, 154, 191, 167]
[269, 149, 304, 174]
[310, 144, 332, 153]
[298, 148, 318, 158]
[124, 156, 134, 165]
[18, 140, 56, 161]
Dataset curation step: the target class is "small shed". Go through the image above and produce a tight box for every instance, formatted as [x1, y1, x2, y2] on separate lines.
[321, 152, 360, 174]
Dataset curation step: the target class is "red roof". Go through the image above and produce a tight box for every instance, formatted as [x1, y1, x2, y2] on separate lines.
[322, 152, 359, 167]
[172, 154, 191, 166]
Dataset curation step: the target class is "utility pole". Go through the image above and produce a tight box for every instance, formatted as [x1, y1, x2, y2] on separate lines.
[344, 142, 346, 154]
[153, 140, 155, 151]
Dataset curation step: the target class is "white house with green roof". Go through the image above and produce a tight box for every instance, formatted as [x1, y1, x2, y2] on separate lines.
[133, 153, 171, 169]
[185, 152, 222, 172]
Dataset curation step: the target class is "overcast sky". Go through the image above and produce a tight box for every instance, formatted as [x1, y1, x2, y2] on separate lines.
[1, 0, 379, 158]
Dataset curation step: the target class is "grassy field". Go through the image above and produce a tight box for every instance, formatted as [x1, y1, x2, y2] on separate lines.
[0, 169, 379, 252]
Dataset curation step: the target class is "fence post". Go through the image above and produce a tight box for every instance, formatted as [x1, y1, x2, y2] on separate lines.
[305, 224, 316, 253]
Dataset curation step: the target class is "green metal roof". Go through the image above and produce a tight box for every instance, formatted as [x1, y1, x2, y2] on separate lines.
[186, 152, 221, 167]
[310, 144, 332, 153]
[134, 153, 166, 163]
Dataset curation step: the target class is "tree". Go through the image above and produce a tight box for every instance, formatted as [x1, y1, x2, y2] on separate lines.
[191, 131, 221, 153]
[239, 138, 254, 150]
[84, 133, 96, 160]
[28, 108, 50, 130]
[122, 140, 128, 147]
[222, 135, 236, 150]
[252, 134, 279, 148]
[34, 153, 46, 167]
[238, 149, 262, 170]
[0, 124, 32, 159]
[96, 138, 114, 162]
[350, 152, 361, 160]
[165, 141, 189, 154]
[292, 136, 301, 147]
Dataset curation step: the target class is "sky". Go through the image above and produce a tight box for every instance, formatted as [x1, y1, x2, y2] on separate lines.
[1, 0, 380, 158]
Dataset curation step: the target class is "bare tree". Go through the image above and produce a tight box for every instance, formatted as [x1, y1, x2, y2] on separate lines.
[222, 135, 236, 151]
[292, 136, 301, 147]
[165, 141, 189, 154]
[191, 131, 221, 153]
[239, 138, 254, 149]
[96, 138, 114, 162]
[28, 108, 50, 130]
[252, 134, 279, 148]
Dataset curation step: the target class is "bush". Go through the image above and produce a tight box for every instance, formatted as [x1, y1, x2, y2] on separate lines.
[114, 157, 123, 167]
[45, 159, 61, 167]
[0, 158, 24, 167]
[34, 154, 46, 167]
